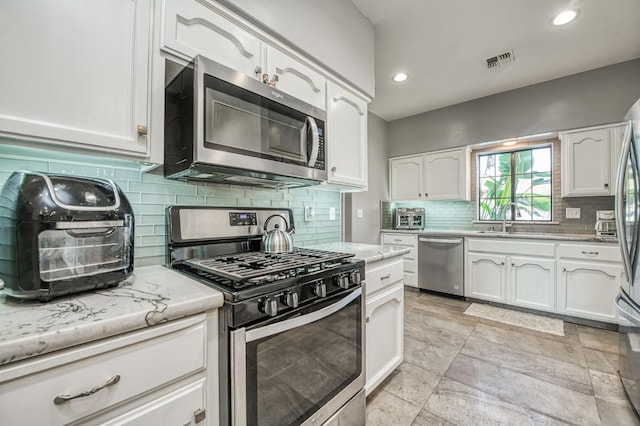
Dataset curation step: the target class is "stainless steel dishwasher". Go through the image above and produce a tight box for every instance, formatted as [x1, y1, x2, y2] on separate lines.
[418, 236, 464, 296]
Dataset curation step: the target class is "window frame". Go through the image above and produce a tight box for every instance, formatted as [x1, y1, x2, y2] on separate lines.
[476, 143, 553, 222]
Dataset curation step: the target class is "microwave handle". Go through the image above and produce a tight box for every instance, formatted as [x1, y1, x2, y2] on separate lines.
[306, 116, 320, 167]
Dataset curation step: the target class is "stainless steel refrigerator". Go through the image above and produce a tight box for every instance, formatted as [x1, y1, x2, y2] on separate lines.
[614, 97, 640, 416]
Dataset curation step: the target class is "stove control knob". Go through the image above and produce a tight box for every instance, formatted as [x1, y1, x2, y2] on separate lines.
[261, 298, 278, 317]
[314, 282, 327, 298]
[338, 275, 350, 289]
[350, 271, 361, 285]
[284, 291, 299, 308]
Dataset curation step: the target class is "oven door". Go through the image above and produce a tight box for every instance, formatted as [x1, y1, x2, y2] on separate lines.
[230, 287, 364, 426]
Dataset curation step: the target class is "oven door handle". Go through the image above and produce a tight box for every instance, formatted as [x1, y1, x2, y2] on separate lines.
[245, 287, 361, 343]
[305, 116, 320, 167]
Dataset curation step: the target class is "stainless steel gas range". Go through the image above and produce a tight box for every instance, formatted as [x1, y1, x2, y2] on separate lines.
[167, 206, 365, 426]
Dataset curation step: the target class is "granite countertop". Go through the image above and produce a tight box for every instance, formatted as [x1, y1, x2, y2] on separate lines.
[380, 229, 618, 243]
[0, 265, 223, 366]
[309, 242, 410, 264]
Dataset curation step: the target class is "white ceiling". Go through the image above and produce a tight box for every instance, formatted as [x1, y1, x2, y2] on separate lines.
[351, 0, 640, 121]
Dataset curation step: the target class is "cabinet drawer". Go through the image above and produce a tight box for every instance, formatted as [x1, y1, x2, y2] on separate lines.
[366, 258, 404, 296]
[0, 321, 206, 425]
[558, 243, 621, 262]
[382, 233, 416, 246]
[467, 238, 555, 257]
[404, 258, 416, 273]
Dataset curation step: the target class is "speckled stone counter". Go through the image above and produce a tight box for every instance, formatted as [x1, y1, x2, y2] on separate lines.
[309, 242, 410, 264]
[381, 229, 618, 243]
[0, 265, 223, 366]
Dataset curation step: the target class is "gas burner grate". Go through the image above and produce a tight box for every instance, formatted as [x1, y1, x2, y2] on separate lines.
[183, 248, 354, 283]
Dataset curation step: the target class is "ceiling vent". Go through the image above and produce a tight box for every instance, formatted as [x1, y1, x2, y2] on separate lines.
[485, 50, 515, 69]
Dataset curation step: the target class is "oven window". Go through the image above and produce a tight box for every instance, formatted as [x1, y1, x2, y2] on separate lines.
[245, 295, 362, 426]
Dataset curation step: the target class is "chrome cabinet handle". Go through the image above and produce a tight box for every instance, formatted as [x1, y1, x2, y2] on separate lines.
[581, 251, 599, 255]
[380, 273, 391, 280]
[53, 374, 120, 405]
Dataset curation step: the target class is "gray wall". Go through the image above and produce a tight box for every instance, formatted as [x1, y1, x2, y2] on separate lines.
[218, 0, 375, 97]
[388, 59, 640, 157]
[345, 112, 389, 244]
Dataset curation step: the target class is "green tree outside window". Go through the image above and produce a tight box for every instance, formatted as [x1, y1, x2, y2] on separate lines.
[478, 146, 552, 221]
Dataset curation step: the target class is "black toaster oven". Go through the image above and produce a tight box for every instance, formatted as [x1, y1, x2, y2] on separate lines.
[0, 171, 134, 301]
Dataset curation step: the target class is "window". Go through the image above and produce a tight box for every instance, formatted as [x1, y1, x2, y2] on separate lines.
[478, 145, 552, 221]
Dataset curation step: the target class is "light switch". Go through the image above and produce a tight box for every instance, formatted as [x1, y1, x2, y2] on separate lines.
[356, 209, 364, 219]
[329, 207, 336, 221]
[566, 208, 581, 219]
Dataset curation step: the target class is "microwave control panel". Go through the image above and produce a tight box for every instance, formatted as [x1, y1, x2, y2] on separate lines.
[229, 212, 257, 226]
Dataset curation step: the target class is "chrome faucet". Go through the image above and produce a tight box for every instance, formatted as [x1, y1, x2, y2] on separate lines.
[502, 202, 517, 233]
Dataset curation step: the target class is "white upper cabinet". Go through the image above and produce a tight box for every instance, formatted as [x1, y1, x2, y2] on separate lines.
[265, 46, 326, 110]
[162, 0, 263, 78]
[389, 148, 470, 201]
[561, 122, 628, 197]
[326, 81, 368, 188]
[423, 148, 470, 201]
[0, 0, 152, 157]
[389, 156, 424, 200]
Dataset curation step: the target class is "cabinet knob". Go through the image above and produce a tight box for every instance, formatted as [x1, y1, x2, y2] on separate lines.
[331, 166, 337, 172]
[194, 408, 206, 423]
[501, 262, 505, 265]
[137, 125, 148, 136]
[604, 183, 609, 188]
[254, 66, 262, 78]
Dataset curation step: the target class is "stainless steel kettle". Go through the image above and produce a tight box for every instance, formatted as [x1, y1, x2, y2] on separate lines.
[262, 214, 295, 253]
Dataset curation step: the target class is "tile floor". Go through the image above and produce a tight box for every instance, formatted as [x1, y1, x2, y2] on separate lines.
[365, 289, 640, 426]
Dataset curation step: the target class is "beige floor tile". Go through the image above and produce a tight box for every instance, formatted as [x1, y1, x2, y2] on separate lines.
[460, 334, 593, 395]
[411, 409, 457, 426]
[366, 389, 422, 426]
[404, 335, 461, 376]
[381, 361, 442, 407]
[405, 305, 476, 337]
[472, 322, 587, 367]
[595, 397, 640, 426]
[578, 325, 620, 354]
[585, 348, 619, 375]
[445, 354, 601, 426]
[424, 377, 572, 426]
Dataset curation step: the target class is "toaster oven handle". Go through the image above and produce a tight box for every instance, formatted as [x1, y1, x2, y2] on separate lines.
[66, 228, 118, 238]
[305, 116, 320, 167]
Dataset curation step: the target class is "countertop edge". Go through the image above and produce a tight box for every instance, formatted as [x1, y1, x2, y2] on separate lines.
[381, 229, 619, 243]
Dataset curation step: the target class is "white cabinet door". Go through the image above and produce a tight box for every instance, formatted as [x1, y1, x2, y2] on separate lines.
[326, 82, 368, 188]
[557, 260, 621, 323]
[389, 156, 424, 201]
[265, 47, 326, 110]
[466, 252, 507, 302]
[509, 256, 556, 312]
[561, 128, 612, 197]
[365, 283, 404, 395]
[162, 0, 263, 78]
[0, 0, 151, 156]
[423, 149, 470, 201]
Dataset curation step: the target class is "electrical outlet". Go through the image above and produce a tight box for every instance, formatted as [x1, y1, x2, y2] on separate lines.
[329, 207, 336, 221]
[356, 209, 364, 219]
[566, 207, 581, 219]
[304, 206, 315, 221]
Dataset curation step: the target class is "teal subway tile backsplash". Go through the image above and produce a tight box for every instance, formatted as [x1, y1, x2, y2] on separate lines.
[0, 145, 342, 267]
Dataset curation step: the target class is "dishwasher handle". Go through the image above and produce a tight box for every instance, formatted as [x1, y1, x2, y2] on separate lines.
[419, 237, 463, 244]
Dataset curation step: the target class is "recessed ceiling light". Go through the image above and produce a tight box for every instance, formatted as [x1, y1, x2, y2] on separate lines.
[392, 72, 408, 82]
[552, 10, 579, 26]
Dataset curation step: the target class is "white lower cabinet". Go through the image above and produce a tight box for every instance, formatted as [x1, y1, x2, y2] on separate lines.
[382, 233, 418, 288]
[0, 313, 217, 426]
[466, 252, 507, 303]
[465, 238, 623, 324]
[365, 257, 404, 395]
[466, 239, 556, 311]
[509, 256, 556, 313]
[557, 260, 622, 323]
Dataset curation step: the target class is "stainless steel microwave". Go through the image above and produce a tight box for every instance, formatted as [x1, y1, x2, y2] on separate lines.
[164, 55, 327, 188]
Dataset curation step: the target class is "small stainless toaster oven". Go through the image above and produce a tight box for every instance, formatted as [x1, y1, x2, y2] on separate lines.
[0, 171, 134, 301]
